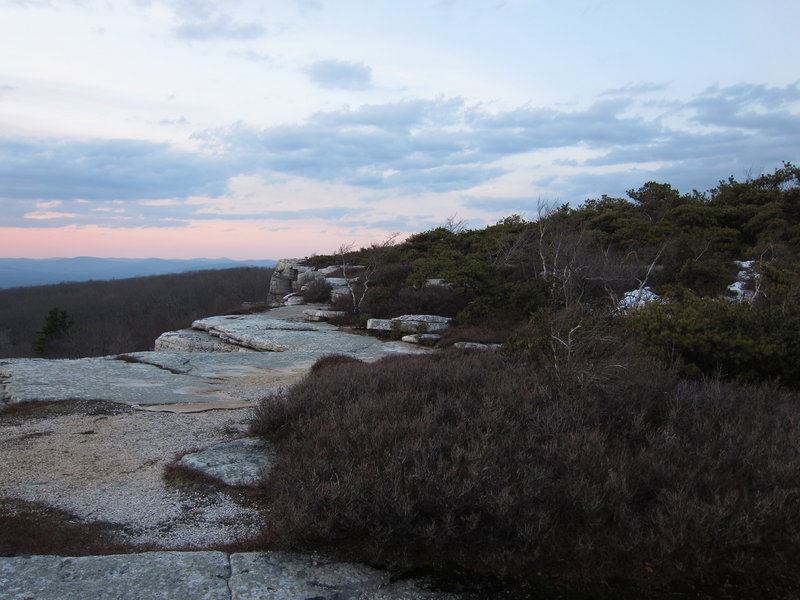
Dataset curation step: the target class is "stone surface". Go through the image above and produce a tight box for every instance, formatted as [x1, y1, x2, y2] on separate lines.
[0, 293, 463, 599]
[0, 551, 458, 600]
[303, 308, 348, 321]
[229, 552, 453, 600]
[0, 552, 231, 600]
[401, 334, 441, 345]
[266, 258, 306, 306]
[266, 261, 368, 307]
[283, 293, 306, 306]
[424, 278, 449, 287]
[179, 437, 275, 486]
[0, 305, 432, 412]
[367, 314, 452, 333]
[0, 401, 262, 548]
[0, 356, 233, 409]
[154, 329, 251, 352]
[617, 286, 661, 312]
[452, 341, 501, 351]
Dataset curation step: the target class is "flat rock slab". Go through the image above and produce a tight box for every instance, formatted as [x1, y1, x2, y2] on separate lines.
[1, 338, 430, 412]
[0, 551, 231, 600]
[0, 551, 458, 600]
[230, 551, 455, 600]
[190, 312, 389, 354]
[0, 402, 262, 549]
[155, 328, 252, 352]
[179, 437, 274, 486]
[0, 357, 228, 408]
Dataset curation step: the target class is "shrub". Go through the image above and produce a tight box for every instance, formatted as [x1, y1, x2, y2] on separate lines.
[437, 316, 524, 346]
[308, 353, 364, 374]
[362, 285, 467, 319]
[251, 350, 800, 596]
[623, 296, 800, 387]
[301, 278, 332, 303]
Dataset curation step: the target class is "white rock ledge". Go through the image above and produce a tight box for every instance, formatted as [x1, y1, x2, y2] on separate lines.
[367, 314, 452, 333]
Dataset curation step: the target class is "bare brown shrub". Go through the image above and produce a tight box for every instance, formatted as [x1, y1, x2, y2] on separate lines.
[308, 354, 364, 374]
[0, 498, 145, 556]
[437, 316, 525, 346]
[0, 266, 272, 358]
[251, 348, 800, 596]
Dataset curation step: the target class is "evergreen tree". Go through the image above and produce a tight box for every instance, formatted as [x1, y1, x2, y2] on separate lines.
[33, 307, 74, 357]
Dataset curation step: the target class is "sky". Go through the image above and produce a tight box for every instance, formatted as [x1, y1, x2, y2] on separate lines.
[1, 0, 798, 260]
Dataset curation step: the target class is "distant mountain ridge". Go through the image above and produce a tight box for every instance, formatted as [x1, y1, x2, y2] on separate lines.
[0, 257, 277, 289]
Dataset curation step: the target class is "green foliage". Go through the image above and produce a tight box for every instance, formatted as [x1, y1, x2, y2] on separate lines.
[310, 163, 800, 384]
[624, 296, 800, 386]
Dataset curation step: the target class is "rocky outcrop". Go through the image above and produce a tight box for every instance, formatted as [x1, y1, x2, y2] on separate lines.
[401, 333, 442, 345]
[155, 307, 431, 356]
[0, 281, 465, 599]
[617, 286, 661, 312]
[265, 258, 366, 310]
[154, 329, 252, 352]
[303, 308, 348, 321]
[0, 551, 457, 600]
[2, 305, 433, 412]
[265, 258, 313, 306]
[367, 314, 452, 334]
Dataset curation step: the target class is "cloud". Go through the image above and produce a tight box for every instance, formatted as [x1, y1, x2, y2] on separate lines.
[600, 82, 669, 96]
[156, 116, 189, 126]
[234, 49, 273, 63]
[188, 82, 798, 203]
[296, 0, 323, 13]
[460, 195, 539, 214]
[687, 81, 800, 132]
[579, 83, 800, 179]
[4, 82, 798, 231]
[304, 59, 372, 90]
[0, 137, 230, 204]
[194, 205, 363, 221]
[197, 97, 662, 193]
[24, 210, 79, 220]
[173, 15, 265, 41]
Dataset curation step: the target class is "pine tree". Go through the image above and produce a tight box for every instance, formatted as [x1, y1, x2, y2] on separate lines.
[33, 307, 74, 357]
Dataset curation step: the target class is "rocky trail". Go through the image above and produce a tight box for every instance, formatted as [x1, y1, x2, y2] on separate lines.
[0, 305, 457, 599]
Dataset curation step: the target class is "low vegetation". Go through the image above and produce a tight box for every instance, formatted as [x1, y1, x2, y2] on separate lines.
[310, 163, 800, 388]
[0, 266, 272, 358]
[249, 164, 800, 596]
[252, 349, 800, 597]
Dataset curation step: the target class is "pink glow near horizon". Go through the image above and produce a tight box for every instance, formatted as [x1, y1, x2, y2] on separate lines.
[0, 223, 403, 259]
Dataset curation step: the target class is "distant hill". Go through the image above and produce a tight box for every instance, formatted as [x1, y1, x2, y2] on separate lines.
[0, 257, 277, 289]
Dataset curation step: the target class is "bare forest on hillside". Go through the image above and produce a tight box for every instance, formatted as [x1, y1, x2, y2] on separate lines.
[0, 267, 273, 359]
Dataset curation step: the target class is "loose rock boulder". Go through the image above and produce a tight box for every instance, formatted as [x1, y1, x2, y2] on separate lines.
[178, 437, 274, 487]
